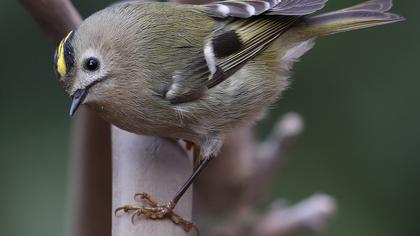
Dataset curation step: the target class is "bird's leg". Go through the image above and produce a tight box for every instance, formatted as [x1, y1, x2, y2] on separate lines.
[115, 155, 214, 235]
[115, 193, 197, 232]
[193, 144, 202, 171]
[184, 141, 202, 171]
[185, 140, 195, 151]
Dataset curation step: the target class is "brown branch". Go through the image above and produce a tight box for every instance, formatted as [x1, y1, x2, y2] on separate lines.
[18, 1, 112, 236]
[195, 112, 336, 236]
[194, 113, 304, 217]
[250, 112, 304, 203]
[19, 0, 82, 43]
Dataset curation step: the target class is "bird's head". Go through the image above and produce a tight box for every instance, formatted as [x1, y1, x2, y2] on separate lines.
[53, 28, 117, 116]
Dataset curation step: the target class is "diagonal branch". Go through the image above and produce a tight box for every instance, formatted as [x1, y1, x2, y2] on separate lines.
[19, 0, 82, 43]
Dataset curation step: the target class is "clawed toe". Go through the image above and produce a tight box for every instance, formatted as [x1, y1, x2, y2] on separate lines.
[115, 193, 198, 235]
[115, 205, 140, 215]
[134, 192, 158, 207]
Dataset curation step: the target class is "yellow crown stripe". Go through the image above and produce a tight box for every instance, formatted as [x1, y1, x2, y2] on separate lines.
[57, 31, 73, 77]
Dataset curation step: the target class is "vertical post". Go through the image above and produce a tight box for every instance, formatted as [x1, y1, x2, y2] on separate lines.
[112, 128, 192, 236]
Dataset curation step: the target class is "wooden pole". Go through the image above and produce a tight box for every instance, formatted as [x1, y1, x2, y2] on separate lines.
[112, 128, 192, 236]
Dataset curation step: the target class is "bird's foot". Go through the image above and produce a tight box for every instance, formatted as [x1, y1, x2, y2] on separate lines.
[115, 193, 198, 234]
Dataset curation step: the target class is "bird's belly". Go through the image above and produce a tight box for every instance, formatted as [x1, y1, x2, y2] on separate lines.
[88, 101, 201, 142]
[182, 63, 289, 135]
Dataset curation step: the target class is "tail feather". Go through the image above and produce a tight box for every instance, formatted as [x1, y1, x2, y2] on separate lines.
[300, 0, 404, 37]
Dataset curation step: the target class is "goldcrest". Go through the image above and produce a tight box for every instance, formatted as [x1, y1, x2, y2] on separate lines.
[54, 0, 403, 159]
[53, 0, 403, 230]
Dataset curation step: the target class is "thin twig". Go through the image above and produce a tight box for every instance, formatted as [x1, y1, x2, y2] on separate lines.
[252, 194, 337, 236]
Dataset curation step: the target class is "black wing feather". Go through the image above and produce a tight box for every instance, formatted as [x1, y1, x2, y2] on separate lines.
[164, 0, 328, 104]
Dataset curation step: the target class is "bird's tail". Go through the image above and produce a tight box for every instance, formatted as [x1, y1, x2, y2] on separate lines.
[298, 0, 404, 38]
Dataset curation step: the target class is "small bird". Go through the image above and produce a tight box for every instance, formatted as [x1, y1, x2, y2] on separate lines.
[53, 0, 403, 232]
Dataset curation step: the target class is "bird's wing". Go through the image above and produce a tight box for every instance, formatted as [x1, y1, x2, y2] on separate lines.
[164, 0, 327, 104]
[202, 0, 327, 18]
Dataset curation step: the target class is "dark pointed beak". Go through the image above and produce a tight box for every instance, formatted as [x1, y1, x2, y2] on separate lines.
[70, 89, 88, 116]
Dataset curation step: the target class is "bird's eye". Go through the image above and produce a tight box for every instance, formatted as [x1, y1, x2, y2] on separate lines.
[84, 57, 100, 72]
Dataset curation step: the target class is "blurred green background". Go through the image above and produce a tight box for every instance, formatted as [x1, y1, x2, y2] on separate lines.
[0, 0, 418, 235]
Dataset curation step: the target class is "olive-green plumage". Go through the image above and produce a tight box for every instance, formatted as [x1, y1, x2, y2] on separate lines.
[54, 0, 403, 158]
